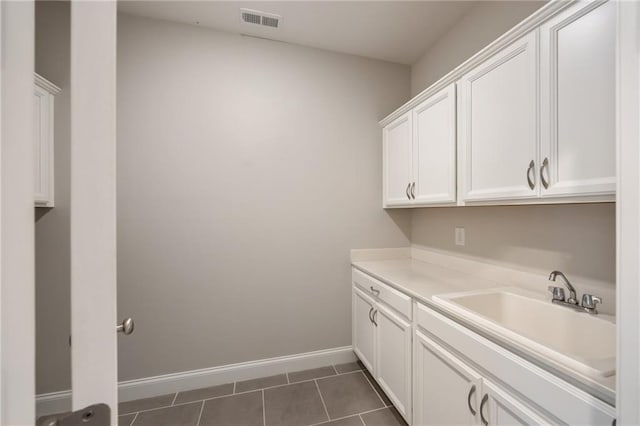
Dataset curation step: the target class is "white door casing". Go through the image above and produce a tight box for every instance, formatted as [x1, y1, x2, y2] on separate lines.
[70, 1, 118, 423]
[616, 0, 640, 423]
[1, 1, 36, 424]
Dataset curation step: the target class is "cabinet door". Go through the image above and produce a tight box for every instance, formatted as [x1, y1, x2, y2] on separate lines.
[459, 31, 538, 202]
[412, 84, 457, 205]
[34, 85, 53, 207]
[414, 330, 482, 426]
[383, 112, 413, 207]
[540, 0, 616, 198]
[482, 380, 551, 426]
[375, 303, 412, 422]
[352, 286, 376, 372]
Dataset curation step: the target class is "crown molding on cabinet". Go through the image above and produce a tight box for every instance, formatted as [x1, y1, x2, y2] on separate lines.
[379, 0, 579, 127]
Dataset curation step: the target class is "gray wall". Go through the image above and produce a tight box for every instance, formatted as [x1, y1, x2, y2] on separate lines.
[412, 204, 615, 284]
[410, 1, 616, 286]
[411, 1, 545, 95]
[35, 1, 71, 394]
[116, 14, 411, 381]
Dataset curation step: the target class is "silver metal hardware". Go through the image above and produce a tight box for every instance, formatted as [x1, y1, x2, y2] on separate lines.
[549, 271, 578, 305]
[116, 317, 135, 335]
[467, 384, 477, 416]
[39, 403, 110, 425]
[411, 182, 416, 199]
[370, 286, 380, 296]
[368, 307, 374, 324]
[372, 309, 378, 326]
[548, 271, 602, 315]
[581, 294, 602, 315]
[540, 157, 550, 189]
[480, 394, 489, 426]
[527, 160, 536, 190]
[405, 183, 411, 200]
[547, 286, 565, 302]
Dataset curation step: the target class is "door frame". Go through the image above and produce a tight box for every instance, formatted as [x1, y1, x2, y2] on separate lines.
[0, 1, 36, 424]
[616, 0, 640, 423]
[70, 1, 118, 423]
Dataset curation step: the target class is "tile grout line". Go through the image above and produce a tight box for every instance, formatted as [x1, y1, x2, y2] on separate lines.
[314, 379, 331, 423]
[331, 365, 339, 375]
[286, 372, 290, 384]
[359, 370, 386, 407]
[308, 406, 388, 426]
[129, 412, 139, 426]
[171, 392, 178, 406]
[261, 389, 266, 426]
[358, 413, 366, 426]
[195, 400, 205, 426]
[118, 365, 367, 417]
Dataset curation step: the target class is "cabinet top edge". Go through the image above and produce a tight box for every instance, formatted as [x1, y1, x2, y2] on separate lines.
[378, 0, 578, 127]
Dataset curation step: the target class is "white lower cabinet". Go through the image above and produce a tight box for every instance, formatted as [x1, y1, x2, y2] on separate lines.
[414, 330, 482, 425]
[352, 286, 376, 373]
[352, 278, 412, 423]
[482, 380, 551, 426]
[352, 268, 616, 426]
[375, 303, 412, 419]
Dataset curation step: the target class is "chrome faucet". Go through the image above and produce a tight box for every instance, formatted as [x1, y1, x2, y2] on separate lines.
[548, 270, 578, 304]
[547, 270, 602, 315]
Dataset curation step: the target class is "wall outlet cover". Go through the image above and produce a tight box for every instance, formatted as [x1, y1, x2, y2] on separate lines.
[455, 227, 465, 246]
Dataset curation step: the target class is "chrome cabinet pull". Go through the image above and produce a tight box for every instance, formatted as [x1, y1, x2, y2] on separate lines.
[540, 157, 549, 189]
[526, 160, 536, 190]
[370, 286, 380, 296]
[467, 385, 477, 416]
[405, 183, 411, 200]
[372, 309, 378, 326]
[480, 394, 489, 426]
[116, 318, 135, 335]
[411, 182, 416, 199]
[368, 307, 374, 324]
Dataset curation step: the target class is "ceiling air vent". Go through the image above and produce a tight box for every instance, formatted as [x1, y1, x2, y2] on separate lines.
[240, 8, 281, 29]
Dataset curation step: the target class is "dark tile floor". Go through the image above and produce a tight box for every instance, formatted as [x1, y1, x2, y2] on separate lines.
[115, 361, 407, 426]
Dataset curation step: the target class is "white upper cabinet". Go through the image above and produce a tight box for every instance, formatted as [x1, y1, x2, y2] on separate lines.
[458, 31, 539, 202]
[34, 74, 60, 207]
[382, 84, 457, 208]
[412, 84, 457, 205]
[383, 112, 413, 207]
[539, 0, 616, 198]
[380, 0, 616, 207]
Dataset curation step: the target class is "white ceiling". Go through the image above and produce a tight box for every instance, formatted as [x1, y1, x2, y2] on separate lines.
[117, 1, 478, 65]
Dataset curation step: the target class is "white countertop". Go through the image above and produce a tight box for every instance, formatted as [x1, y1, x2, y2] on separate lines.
[351, 247, 616, 406]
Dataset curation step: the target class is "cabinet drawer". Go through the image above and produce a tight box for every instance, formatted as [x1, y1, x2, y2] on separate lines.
[352, 268, 412, 320]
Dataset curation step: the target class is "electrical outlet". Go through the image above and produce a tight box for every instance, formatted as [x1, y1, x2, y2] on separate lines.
[455, 227, 465, 246]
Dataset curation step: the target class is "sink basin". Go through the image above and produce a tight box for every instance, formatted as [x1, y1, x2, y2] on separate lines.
[433, 288, 616, 378]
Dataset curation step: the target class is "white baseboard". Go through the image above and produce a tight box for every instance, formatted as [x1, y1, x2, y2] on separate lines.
[36, 346, 356, 417]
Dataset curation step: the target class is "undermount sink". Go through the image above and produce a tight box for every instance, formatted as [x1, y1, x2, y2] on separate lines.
[433, 288, 616, 378]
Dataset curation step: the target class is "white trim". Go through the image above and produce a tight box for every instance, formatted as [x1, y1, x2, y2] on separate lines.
[616, 0, 640, 423]
[36, 346, 356, 417]
[34, 73, 61, 95]
[379, 0, 575, 127]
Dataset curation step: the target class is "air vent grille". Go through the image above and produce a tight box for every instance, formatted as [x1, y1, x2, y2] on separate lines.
[240, 8, 281, 29]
